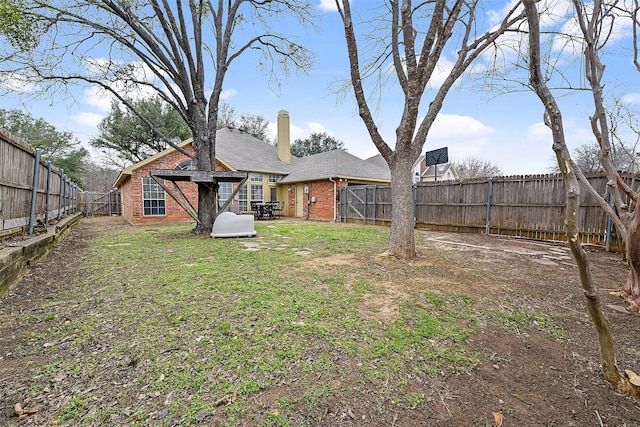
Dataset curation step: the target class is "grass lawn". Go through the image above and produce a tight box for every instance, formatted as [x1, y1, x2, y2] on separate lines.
[4, 217, 639, 426]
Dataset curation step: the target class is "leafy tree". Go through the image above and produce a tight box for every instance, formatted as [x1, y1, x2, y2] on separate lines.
[335, 0, 525, 259]
[90, 97, 191, 168]
[238, 113, 270, 142]
[0, 108, 88, 184]
[454, 157, 502, 179]
[0, 0, 41, 52]
[1, 1, 315, 234]
[291, 132, 345, 157]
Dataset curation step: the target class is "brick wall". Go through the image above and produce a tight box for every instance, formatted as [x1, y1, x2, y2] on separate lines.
[120, 146, 235, 225]
[121, 150, 196, 225]
[286, 179, 348, 221]
[119, 143, 353, 224]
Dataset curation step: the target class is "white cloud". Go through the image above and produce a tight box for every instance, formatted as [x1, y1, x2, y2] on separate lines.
[428, 57, 454, 89]
[526, 121, 551, 142]
[623, 93, 640, 104]
[551, 1, 633, 53]
[318, 0, 338, 12]
[306, 121, 330, 134]
[266, 120, 333, 143]
[72, 112, 104, 128]
[221, 88, 237, 100]
[83, 86, 114, 113]
[425, 113, 495, 158]
[0, 72, 35, 93]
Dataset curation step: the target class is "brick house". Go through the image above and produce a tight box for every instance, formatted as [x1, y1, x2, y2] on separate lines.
[114, 110, 390, 224]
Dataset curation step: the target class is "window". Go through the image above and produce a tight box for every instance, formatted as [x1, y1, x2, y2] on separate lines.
[238, 184, 248, 212]
[142, 176, 166, 216]
[250, 173, 262, 182]
[175, 160, 196, 170]
[270, 187, 278, 202]
[218, 182, 233, 210]
[268, 174, 282, 183]
[251, 184, 263, 204]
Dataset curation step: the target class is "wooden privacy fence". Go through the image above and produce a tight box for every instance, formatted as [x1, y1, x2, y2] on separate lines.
[80, 191, 121, 216]
[1, 129, 81, 237]
[338, 173, 630, 251]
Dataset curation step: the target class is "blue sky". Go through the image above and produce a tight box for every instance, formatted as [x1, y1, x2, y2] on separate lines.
[1, 0, 639, 175]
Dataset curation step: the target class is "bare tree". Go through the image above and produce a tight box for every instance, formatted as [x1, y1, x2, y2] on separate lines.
[454, 157, 502, 179]
[547, 142, 630, 173]
[216, 101, 239, 130]
[334, 0, 526, 259]
[524, 0, 640, 398]
[1, 0, 315, 233]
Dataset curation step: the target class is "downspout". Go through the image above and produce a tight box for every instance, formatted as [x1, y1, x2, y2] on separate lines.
[329, 177, 337, 221]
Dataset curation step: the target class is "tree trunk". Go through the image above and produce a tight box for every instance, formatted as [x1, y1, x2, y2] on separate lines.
[192, 117, 217, 235]
[524, 0, 640, 400]
[196, 183, 216, 234]
[624, 211, 640, 308]
[388, 154, 416, 259]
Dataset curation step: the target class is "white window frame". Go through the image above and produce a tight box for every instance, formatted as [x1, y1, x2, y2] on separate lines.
[142, 176, 166, 216]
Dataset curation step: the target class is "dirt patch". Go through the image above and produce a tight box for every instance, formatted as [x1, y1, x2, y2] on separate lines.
[1, 217, 640, 426]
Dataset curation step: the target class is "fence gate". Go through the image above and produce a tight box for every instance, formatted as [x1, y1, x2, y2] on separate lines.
[339, 186, 373, 223]
[82, 191, 121, 216]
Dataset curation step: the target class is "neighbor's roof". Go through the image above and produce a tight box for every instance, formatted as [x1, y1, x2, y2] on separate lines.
[114, 128, 296, 187]
[365, 154, 390, 171]
[279, 149, 391, 184]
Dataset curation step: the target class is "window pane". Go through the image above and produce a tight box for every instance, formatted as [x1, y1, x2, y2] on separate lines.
[218, 182, 233, 209]
[238, 184, 248, 212]
[251, 184, 263, 203]
[142, 177, 166, 216]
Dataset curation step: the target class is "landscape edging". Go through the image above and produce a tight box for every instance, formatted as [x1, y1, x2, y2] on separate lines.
[0, 213, 83, 300]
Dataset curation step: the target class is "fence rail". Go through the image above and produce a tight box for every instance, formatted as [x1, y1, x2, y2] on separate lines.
[1, 129, 82, 238]
[338, 173, 631, 251]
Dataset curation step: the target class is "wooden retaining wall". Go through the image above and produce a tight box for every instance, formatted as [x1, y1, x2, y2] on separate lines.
[0, 213, 82, 299]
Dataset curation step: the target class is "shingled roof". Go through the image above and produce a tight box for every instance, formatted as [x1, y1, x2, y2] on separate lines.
[216, 127, 296, 175]
[115, 128, 390, 187]
[279, 149, 390, 184]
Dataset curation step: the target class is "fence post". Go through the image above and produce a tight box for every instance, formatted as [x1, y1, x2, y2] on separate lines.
[57, 169, 64, 220]
[28, 149, 41, 235]
[108, 191, 112, 216]
[412, 183, 417, 228]
[85, 191, 89, 215]
[341, 187, 345, 222]
[363, 186, 367, 224]
[485, 178, 493, 235]
[373, 186, 377, 225]
[45, 162, 52, 225]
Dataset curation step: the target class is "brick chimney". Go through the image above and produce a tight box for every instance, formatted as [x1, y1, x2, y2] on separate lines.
[277, 110, 291, 164]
